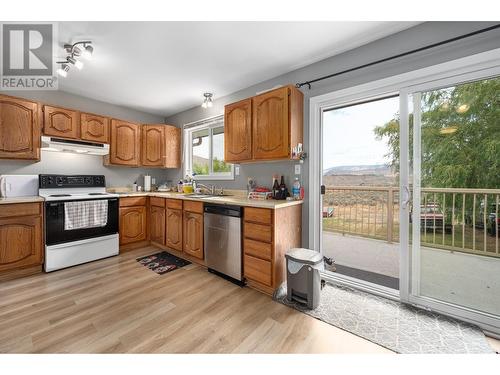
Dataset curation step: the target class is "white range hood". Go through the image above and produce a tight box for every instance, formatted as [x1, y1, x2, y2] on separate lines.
[41, 136, 109, 156]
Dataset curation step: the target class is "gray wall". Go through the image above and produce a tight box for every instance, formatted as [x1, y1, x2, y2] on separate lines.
[0, 90, 171, 188]
[165, 22, 500, 246]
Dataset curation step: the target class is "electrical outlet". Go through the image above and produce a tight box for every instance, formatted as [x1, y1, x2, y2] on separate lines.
[294, 164, 301, 175]
[235, 165, 240, 176]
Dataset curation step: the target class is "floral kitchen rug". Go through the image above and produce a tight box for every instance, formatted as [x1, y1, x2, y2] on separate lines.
[136, 251, 191, 275]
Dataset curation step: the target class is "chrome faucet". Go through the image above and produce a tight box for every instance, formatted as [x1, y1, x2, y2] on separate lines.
[195, 183, 216, 195]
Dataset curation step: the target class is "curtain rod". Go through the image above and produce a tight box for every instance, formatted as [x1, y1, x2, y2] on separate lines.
[295, 24, 500, 90]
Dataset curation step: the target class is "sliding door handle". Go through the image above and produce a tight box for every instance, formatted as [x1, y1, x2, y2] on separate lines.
[402, 185, 411, 207]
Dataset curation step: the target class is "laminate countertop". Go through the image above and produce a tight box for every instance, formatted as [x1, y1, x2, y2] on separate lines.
[0, 196, 45, 205]
[113, 191, 303, 209]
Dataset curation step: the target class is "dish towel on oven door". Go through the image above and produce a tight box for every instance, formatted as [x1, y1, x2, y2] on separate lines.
[64, 200, 108, 230]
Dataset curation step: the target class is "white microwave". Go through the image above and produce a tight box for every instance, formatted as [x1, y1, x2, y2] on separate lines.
[0, 174, 39, 198]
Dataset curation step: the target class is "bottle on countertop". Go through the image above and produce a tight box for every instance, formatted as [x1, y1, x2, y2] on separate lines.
[278, 175, 288, 200]
[272, 175, 280, 199]
[132, 181, 138, 192]
[292, 177, 301, 199]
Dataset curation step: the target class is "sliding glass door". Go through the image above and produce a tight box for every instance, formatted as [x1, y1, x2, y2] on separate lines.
[312, 51, 500, 332]
[406, 75, 500, 322]
[321, 96, 401, 292]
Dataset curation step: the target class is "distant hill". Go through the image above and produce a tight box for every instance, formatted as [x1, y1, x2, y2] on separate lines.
[324, 164, 392, 176]
[323, 164, 396, 187]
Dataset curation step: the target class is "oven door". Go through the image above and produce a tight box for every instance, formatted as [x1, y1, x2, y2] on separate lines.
[45, 198, 119, 246]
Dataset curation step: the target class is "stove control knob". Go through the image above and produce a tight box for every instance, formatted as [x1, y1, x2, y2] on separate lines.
[56, 176, 64, 186]
[85, 177, 92, 185]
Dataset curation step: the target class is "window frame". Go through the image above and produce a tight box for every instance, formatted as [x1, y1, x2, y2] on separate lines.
[183, 115, 234, 181]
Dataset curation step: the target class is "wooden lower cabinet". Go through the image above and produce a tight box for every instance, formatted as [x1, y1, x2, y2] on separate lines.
[243, 205, 302, 294]
[166, 206, 183, 251]
[0, 202, 43, 276]
[183, 201, 204, 260]
[150, 205, 165, 245]
[119, 202, 147, 246]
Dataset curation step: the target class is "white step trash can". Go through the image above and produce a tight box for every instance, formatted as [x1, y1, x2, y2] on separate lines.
[285, 248, 324, 309]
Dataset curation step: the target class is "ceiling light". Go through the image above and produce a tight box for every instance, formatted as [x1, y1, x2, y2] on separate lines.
[82, 45, 94, 60]
[202, 93, 213, 109]
[456, 104, 470, 114]
[440, 126, 458, 135]
[57, 64, 70, 77]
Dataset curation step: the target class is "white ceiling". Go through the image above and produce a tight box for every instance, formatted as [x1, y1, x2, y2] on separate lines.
[58, 22, 419, 117]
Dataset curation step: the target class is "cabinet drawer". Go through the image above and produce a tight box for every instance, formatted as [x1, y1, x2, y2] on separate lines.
[244, 238, 272, 261]
[183, 200, 203, 214]
[0, 203, 41, 218]
[150, 197, 165, 207]
[244, 207, 272, 225]
[166, 199, 183, 210]
[244, 222, 272, 243]
[119, 196, 147, 207]
[244, 255, 272, 286]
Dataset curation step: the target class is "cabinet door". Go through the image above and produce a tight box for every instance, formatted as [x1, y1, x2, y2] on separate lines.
[119, 206, 147, 245]
[166, 208, 183, 251]
[164, 125, 181, 168]
[141, 125, 165, 167]
[0, 95, 41, 160]
[252, 87, 289, 160]
[224, 99, 252, 162]
[0, 216, 43, 272]
[150, 205, 165, 245]
[109, 119, 141, 166]
[43, 105, 79, 139]
[81, 113, 109, 143]
[183, 211, 203, 259]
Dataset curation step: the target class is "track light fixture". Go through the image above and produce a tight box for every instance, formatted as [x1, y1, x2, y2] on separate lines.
[201, 93, 214, 108]
[56, 41, 93, 78]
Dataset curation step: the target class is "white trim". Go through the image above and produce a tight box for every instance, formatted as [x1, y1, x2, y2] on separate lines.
[183, 116, 235, 181]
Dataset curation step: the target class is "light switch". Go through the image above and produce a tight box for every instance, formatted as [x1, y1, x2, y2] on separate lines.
[294, 164, 301, 175]
[235, 165, 240, 176]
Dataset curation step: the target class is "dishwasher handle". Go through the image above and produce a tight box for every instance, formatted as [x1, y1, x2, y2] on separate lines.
[204, 203, 242, 218]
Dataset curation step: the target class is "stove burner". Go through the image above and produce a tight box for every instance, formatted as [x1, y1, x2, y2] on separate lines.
[49, 194, 72, 197]
[88, 193, 107, 195]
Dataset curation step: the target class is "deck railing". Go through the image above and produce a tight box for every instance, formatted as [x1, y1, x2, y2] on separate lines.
[322, 186, 500, 258]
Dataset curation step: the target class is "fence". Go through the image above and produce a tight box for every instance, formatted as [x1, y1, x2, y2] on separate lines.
[322, 186, 500, 258]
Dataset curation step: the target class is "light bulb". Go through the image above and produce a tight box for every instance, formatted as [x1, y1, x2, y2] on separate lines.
[201, 102, 208, 109]
[82, 45, 94, 60]
[207, 100, 213, 108]
[74, 60, 84, 70]
[57, 64, 69, 77]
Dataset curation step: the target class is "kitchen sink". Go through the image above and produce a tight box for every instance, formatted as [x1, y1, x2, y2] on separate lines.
[183, 194, 233, 199]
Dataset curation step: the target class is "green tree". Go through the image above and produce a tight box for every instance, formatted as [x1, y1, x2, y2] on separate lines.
[374, 78, 500, 188]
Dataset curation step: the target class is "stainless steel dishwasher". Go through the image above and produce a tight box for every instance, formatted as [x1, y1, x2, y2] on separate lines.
[204, 203, 243, 284]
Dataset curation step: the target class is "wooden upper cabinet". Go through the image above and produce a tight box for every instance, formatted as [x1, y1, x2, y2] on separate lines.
[183, 211, 203, 259]
[119, 206, 147, 245]
[166, 207, 183, 251]
[142, 125, 165, 167]
[141, 124, 181, 168]
[81, 113, 109, 143]
[109, 119, 141, 167]
[224, 98, 252, 162]
[252, 87, 289, 160]
[43, 105, 79, 139]
[224, 85, 303, 163]
[0, 94, 41, 160]
[164, 125, 181, 168]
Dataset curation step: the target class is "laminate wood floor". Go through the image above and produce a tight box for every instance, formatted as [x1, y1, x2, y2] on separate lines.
[0, 246, 394, 353]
